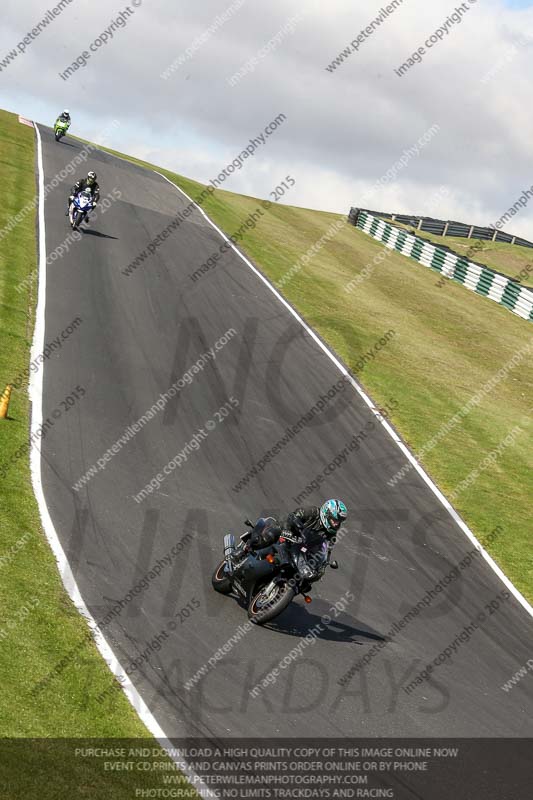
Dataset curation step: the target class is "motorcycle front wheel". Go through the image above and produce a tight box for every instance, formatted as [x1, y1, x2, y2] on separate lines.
[248, 581, 295, 625]
[71, 210, 83, 230]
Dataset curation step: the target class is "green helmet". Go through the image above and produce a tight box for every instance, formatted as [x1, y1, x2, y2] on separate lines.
[320, 499, 348, 534]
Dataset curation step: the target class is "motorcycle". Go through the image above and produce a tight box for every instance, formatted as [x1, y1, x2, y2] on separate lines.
[54, 119, 70, 142]
[69, 189, 94, 230]
[212, 517, 338, 625]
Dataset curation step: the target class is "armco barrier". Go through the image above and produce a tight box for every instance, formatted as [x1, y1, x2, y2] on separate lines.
[349, 207, 533, 249]
[351, 210, 533, 322]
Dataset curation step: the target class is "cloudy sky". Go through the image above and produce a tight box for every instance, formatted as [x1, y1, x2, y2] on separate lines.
[2, 0, 533, 237]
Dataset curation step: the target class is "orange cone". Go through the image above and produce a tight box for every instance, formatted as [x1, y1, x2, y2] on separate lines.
[0, 385, 13, 419]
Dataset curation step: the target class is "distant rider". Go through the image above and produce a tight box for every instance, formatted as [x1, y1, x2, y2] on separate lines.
[55, 109, 71, 130]
[66, 171, 100, 216]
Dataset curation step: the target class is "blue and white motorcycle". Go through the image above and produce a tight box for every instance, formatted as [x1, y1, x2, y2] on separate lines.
[69, 189, 94, 231]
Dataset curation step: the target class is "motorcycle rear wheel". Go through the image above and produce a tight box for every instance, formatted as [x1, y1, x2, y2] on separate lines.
[248, 581, 295, 625]
[212, 560, 232, 595]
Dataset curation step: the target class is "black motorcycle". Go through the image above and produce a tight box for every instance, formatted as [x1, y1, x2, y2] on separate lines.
[211, 517, 338, 625]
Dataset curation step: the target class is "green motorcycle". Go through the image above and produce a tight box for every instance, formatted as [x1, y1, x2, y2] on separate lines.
[54, 119, 70, 142]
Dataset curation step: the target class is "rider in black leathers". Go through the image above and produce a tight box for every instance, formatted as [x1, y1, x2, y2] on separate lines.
[284, 500, 347, 543]
[248, 500, 347, 579]
[282, 501, 347, 576]
[66, 171, 100, 216]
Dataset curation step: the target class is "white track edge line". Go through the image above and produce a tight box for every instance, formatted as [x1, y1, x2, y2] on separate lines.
[153, 169, 533, 621]
[30, 125, 215, 798]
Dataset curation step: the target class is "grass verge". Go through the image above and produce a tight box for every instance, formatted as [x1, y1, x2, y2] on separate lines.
[94, 142, 532, 603]
[0, 109, 195, 797]
[383, 218, 533, 288]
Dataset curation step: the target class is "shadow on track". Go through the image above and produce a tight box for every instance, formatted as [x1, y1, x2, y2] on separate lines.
[81, 229, 119, 239]
[261, 602, 387, 645]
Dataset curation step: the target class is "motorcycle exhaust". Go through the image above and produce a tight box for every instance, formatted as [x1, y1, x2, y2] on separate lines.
[223, 534, 236, 574]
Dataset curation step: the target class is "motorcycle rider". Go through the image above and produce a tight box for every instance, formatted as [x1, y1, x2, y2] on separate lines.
[281, 499, 347, 577]
[55, 109, 71, 131]
[248, 499, 347, 578]
[66, 171, 100, 217]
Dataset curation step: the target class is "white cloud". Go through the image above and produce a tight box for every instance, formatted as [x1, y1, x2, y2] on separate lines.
[2, 0, 533, 238]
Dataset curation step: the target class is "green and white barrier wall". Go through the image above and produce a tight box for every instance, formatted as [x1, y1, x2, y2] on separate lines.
[352, 210, 533, 322]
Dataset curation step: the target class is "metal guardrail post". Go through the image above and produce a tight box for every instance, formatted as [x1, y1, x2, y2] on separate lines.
[355, 210, 533, 321]
[349, 207, 533, 248]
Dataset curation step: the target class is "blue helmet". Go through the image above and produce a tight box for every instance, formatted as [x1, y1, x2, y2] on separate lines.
[320, 499, 348, 534]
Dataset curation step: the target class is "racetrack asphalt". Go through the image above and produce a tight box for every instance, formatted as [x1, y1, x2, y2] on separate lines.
[35, 124, 533, 741]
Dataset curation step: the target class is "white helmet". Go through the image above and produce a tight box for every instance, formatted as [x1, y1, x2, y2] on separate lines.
[63, 109, 70, 117]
